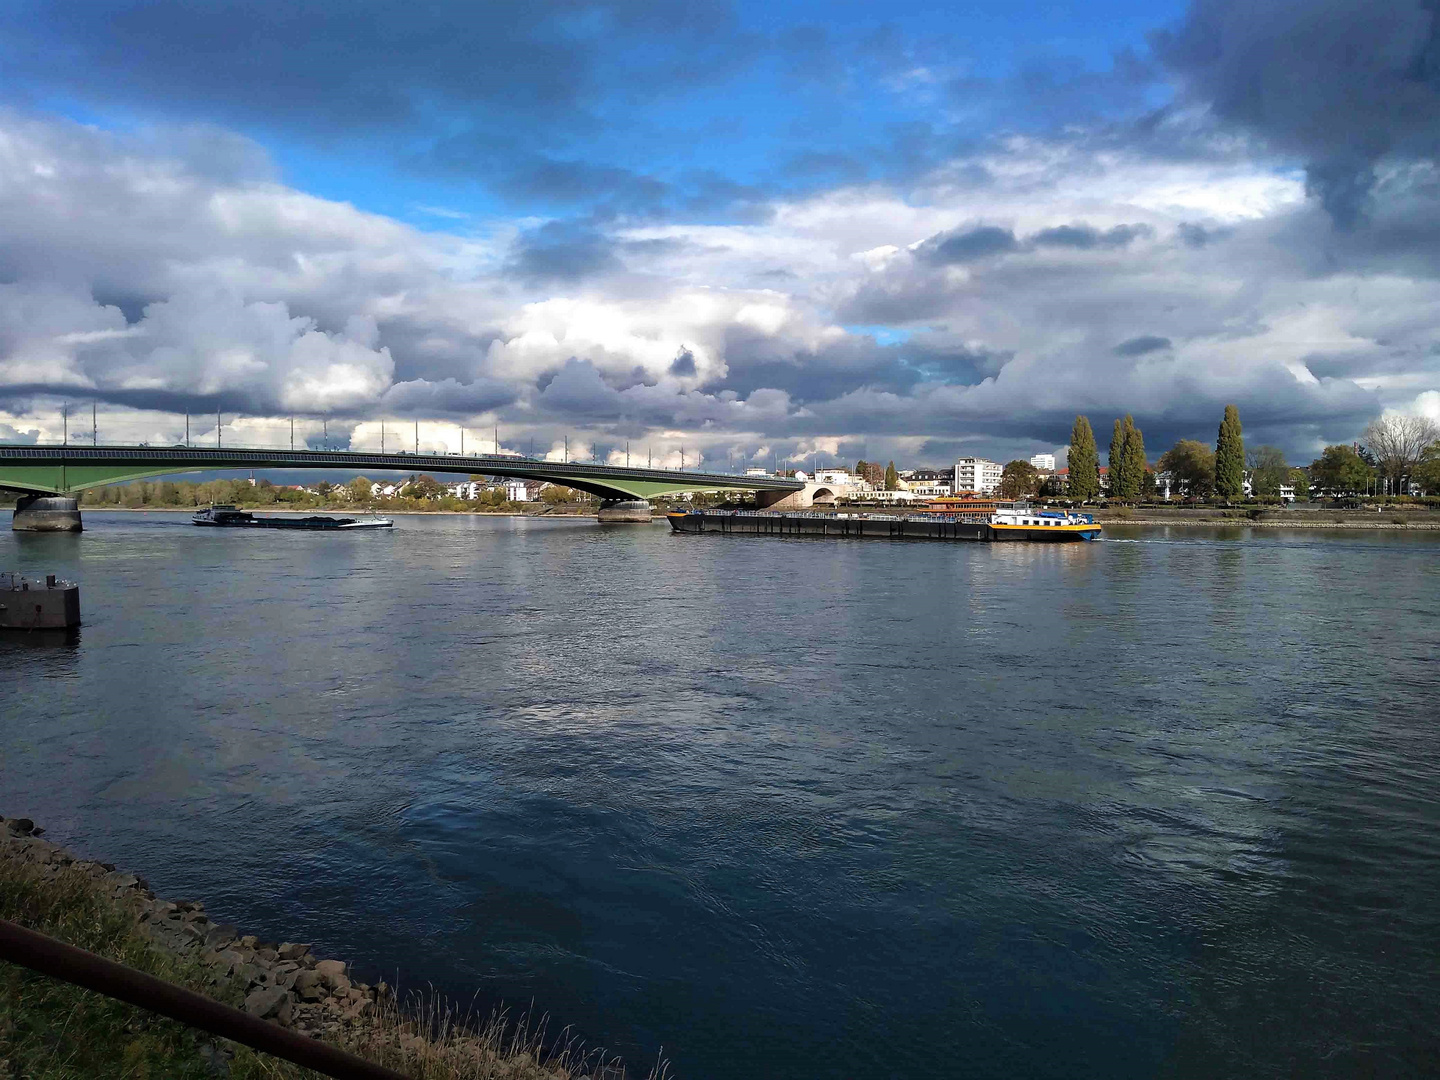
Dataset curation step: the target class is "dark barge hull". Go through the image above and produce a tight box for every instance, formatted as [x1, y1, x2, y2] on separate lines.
[667, 511, 1099, 542]
[194, 517, 353, 529]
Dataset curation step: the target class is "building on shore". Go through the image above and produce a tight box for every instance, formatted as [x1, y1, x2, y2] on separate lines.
[1030, 453, 1057, 471]
[954, 457, 1004, 495]
[902, 468, 953, 497]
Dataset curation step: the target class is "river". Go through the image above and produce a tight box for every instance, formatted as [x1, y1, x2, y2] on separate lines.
[3, 513, 1438, 1078]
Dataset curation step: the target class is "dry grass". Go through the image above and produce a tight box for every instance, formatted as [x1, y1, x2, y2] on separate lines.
[0, 852, 667, 1080]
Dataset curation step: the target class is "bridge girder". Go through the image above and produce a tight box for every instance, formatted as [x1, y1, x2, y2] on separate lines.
[0, 447, 800, 503]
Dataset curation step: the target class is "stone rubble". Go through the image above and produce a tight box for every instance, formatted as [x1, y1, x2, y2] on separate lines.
[1, 814, 394, 1041]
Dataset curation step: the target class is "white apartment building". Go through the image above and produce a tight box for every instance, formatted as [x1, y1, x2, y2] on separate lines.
[954, 457, 1004, 495]
[1030, 453, 1056, 471]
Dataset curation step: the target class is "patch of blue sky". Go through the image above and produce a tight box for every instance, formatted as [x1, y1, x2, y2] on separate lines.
[23, 0, 1193, 231]
[844, 325, 912, 346]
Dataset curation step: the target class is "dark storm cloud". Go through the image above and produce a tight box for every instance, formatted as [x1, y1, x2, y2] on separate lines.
[1114, 335, 1171, 356]
[379, 378, 518, 417]
[706, 326, 922, 403]
[0, 0, 739, 131]
[1032, 223, 1152, 249]
[668, 347, 697, 377]
[506, 221, 623, 284]
[1155, 0, 1440, 226]
[913, 225, 1019, 266]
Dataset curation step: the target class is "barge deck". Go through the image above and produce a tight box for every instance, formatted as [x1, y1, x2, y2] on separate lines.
[667, 507, 1101, 542]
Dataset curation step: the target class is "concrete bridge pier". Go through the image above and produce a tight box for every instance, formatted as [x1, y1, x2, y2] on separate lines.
[596, 498, 653, 524]
[12, 494, 83, 533]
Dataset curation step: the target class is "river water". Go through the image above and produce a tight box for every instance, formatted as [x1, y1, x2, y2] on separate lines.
[3, 513, 1438, 1078]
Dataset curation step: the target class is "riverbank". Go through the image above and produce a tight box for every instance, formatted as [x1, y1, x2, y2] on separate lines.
[0, 815, 645, 1080]
[1090, 508, 1440, 529]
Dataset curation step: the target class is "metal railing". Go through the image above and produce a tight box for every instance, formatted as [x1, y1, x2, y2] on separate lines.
[0, 918, 409, 1080]
[0, 445, 803, 491]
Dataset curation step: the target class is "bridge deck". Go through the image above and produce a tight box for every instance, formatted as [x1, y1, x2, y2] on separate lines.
[0, 445, 804, 501]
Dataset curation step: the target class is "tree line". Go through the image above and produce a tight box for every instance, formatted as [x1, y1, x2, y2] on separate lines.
[997, 409, 1440, 502]
[77, 476, 588, 510]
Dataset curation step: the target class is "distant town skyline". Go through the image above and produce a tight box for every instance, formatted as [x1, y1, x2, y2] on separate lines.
[1, 0, 1437, 466]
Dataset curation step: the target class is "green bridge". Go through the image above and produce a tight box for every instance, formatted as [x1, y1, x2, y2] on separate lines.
[0, 445, 803, 529]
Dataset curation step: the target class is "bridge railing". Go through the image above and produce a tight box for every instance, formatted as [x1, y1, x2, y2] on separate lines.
[0, 443, 799, 485]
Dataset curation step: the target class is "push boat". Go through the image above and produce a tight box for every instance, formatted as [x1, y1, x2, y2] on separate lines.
[191, 505, 393, 530]
[667, 502, 1101, 542]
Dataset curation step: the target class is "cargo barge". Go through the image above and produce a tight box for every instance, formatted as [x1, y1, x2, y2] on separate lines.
[667, 503, 1101, 542]
[192, 505, 393, 530]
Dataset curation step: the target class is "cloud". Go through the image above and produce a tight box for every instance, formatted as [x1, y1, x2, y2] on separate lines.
[1033, 224, 1152, 249]
[914, 225, 1019, 265]
[507, 221, 623, 283]
[0, 108, 1434, 467]
[1114, 335, 1171, 357]
[1155, 0, 1440, 226]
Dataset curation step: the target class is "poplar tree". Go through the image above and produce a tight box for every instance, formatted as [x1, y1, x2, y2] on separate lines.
[884, 461, 898, 490]
[1215, 404, 1245, 499]
[1067, 415, 1100, 500]
[1108, 418, 1126, 498]
[1118, 417, 1147, 500]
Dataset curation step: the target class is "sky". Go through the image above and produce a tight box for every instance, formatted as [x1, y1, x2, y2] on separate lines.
[1, 0, 1438, 469]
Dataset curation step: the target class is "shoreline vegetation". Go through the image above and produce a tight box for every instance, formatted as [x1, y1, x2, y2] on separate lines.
[0, 815, 658, 1080]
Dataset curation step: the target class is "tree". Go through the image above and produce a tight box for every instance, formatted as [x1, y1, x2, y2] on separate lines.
[1362, 415, 1440, 495]
[855, 459, 867, 479]
[541, 484, 578, 504]
[1140, 468, 1158, 500]
[347, 476, 373, 504]
[1158, 439, 1216, 499]
[406, 474, 445, 500]
[1117, 417, 1146, 500]
[1250, 445, 1288, 499]
[1215, 404, 1245, 499]
[998, 460, 1040, 499]
[1309, 445, 1372, 494]
[884, 461, 898, 491]
[1067, 415, 1100, 500]
[1108, 418, 1126, 498]
[1288, 468, 1310, 502]
[1414, 442, 1440, 495]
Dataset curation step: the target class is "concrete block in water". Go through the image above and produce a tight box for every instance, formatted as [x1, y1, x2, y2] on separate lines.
[12, 494, 82, 532]
[596, 498, 653, 523]
[0, 572, 81, 629]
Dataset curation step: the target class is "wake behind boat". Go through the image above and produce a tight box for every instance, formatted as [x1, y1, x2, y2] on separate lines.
[191, 505, 393, 530]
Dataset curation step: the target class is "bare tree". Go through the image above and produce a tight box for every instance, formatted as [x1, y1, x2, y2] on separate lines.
[1362, 415, 1440, 494]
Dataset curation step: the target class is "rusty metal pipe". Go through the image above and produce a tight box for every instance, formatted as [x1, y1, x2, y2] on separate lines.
[0, 917, 409, 1080]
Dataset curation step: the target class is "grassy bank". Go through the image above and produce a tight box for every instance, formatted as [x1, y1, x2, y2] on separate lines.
[0, 817, 656, 1080]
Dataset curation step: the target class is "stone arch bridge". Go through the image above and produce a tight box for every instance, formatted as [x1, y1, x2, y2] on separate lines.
[0, 445, 803, 530]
